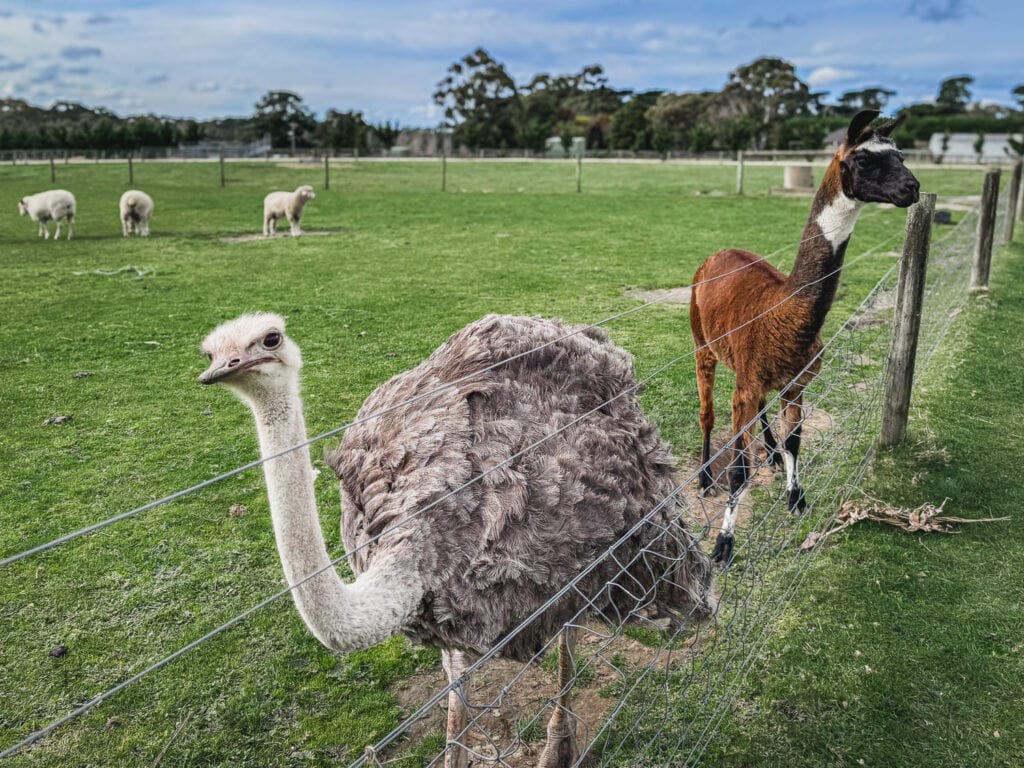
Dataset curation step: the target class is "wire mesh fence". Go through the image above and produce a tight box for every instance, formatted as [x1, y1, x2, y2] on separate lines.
[0, 177, 1017, 764]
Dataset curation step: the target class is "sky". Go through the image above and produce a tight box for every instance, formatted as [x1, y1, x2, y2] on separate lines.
[0, 0, 1021, 125]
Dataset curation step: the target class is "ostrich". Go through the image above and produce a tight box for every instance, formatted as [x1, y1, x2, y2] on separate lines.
[200, 312, 717, 768]
[689, 109, 920, 563]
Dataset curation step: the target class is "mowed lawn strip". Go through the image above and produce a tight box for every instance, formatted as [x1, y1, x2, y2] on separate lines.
[0, 160, 994, 766]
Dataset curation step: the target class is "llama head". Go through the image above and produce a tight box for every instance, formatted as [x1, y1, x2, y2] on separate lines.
[199, 313, 302, 400]
[18, 198, 28, 216]
[838, 109, 919, 208]
[296, 185, 315, 201]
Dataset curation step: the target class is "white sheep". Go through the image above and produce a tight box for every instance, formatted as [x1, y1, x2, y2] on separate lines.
[18, 190, 76, 240]
[119, 190, 154, 237]
[262, 185, 315, 237]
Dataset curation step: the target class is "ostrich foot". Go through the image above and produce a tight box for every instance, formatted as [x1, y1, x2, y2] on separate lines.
[537, 711, 579, 768]
[698, 472, 719, 498]
[787, 486, 807, 514]
[710, 532, 734, 565]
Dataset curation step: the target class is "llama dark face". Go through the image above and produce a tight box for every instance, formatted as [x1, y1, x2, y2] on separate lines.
[841, 139, 920, 208]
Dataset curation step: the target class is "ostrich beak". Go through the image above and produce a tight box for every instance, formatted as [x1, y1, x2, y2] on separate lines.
[199, 354, 277, 384]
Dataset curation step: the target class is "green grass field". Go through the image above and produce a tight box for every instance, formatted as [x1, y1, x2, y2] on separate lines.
[0, 158, 1017, 766]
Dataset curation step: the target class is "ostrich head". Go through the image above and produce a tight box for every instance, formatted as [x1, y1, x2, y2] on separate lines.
[199, 313, 302, 401]
[296, 185, 315, 202]
[838, 109, 920, 208]
[18, 199, 29, 216]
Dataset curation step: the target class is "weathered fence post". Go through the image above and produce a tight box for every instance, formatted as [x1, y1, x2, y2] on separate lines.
[736, 149, 744, 195]
[128, 152, 134, 185]
[880, 192, 936, 448]
[49, 156, 56, 183]
[1005, 160, 1022, 243]
[969, 168, 1001, 291]
[219, 151, 225, 188]
[441, 151, 447, 192]
[324, 155, 330, 190]
[576, 153, 582, 193]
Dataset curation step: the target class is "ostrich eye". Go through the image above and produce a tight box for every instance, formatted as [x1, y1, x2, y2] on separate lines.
[263, 332, 282, 349]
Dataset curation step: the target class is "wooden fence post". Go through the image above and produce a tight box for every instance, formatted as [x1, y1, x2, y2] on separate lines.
[49, 156, 56, 183]
[441, 152, 447, 192]
[128, 153, 134, 185]
[1005, 160, 1022, 243]
[880, 192, 936, 448]
[324, 155, 330, 190]
[1016, 159, 1024, 224]
[219, 151, 225, 188]
[969, 168, 1001, 291]
[736, 149, 744, 195]
[576, 153, 582, 193]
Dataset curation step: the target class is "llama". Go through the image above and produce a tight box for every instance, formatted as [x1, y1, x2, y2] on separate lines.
[263, 185, 315, 237]
[689, 109, 919, 563]
[18, 190, 76, 240]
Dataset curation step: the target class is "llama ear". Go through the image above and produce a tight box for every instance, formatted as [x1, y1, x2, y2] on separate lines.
[846, 109, 881, 147]
[874, 113, 905, 137]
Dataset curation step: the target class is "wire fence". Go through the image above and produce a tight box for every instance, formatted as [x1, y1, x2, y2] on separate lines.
[0, 181, 1017, 764]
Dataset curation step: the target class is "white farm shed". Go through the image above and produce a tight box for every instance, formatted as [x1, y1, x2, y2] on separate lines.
[928, 133, 1023, 163]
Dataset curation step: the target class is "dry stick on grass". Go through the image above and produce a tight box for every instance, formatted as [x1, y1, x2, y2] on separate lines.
[150, 711, 193, 768]
[800, 490, 1010, 552]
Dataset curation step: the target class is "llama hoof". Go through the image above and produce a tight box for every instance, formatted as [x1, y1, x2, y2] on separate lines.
[787, 486, 807, 513]
[698, 475, 718, 498]
[710, 532, 734, 565]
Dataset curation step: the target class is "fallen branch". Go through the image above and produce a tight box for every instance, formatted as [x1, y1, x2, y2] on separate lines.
[151, 711, 192, 768]
[800, 491, 1010, 552]
[72, 265, 154, 278]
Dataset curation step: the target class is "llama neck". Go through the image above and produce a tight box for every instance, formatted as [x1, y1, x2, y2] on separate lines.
[249, 382, 423, 652]
[786, 159, 864, 332]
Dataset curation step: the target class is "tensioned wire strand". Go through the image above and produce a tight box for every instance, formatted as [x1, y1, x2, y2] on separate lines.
[347, 238, 906, 766]
[0, 227, 902, 760]
[0, 209, 886, 568]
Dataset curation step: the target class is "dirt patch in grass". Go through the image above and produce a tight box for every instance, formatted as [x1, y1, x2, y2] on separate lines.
[219, 230, 339, 243]
[388, 627, 703, 766]
[624, 285, 692, 305]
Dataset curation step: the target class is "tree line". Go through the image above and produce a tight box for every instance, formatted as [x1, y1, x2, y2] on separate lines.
[2, 53, 1022, 153]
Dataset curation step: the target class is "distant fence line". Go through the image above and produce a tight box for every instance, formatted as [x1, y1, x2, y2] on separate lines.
[0, 145, 1009, 166]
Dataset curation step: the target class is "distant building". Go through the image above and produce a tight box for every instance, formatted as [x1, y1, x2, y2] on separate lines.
[824, 127, 846, 150]
[178, 135, 272, 159]
[928, 133, 1023, 163]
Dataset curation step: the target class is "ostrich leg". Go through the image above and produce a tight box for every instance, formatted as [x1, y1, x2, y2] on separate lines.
[538, 628, 580, 768]
[442, 649, 471, 768]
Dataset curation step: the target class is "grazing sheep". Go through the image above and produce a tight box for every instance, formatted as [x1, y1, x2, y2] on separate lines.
[18, 190, 76, 240]
[263, 185, 315, 237]
[119, 190, 154, 237]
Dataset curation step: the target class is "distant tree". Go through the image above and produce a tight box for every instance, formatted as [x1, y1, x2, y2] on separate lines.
[371, 121, 401, 151]
[716, 57, 816, 149]
[936, 76, 974, 114]
[837, 87, 897, 113]
[433, 48, 518, 150]
[647, 91, 714, 151]
[717, 116, 758, 152]
[317, 110, 367, 151]
[253, 90, 316, 149]
[973, 130, 985, 161]
[609, 91, 661, 151]
[1013, 84, 1024, 111]
[688, 124, 716, 153]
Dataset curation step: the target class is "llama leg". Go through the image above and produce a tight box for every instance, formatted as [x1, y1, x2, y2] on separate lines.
[538, 628, 580, 768]
[441, 649, 470, 768]
[66, 215, 73, 240]
[712, 388, 758, 564]
[759, 400, 783, 471]
[779, 387, 807, 513]
[39, 221, 47, 239]
[289, 215, 302, 237]
[695, 348, 718, 497]
[54, 219, 63, 240]
[122, 217, 129, 237]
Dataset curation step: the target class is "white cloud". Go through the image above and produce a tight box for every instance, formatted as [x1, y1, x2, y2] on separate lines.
[807, 66, 858, 87]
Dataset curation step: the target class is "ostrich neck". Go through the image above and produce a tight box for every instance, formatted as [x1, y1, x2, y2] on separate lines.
[250, 383, 423, 652]
[786, 160, 863, 334]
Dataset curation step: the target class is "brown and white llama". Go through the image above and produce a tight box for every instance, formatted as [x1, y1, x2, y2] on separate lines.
[689, 109, 919, 563]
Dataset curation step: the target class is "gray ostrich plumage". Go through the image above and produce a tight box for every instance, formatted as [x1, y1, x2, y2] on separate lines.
[201, 311, 715, 767]
[332, 314, 716, 660]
